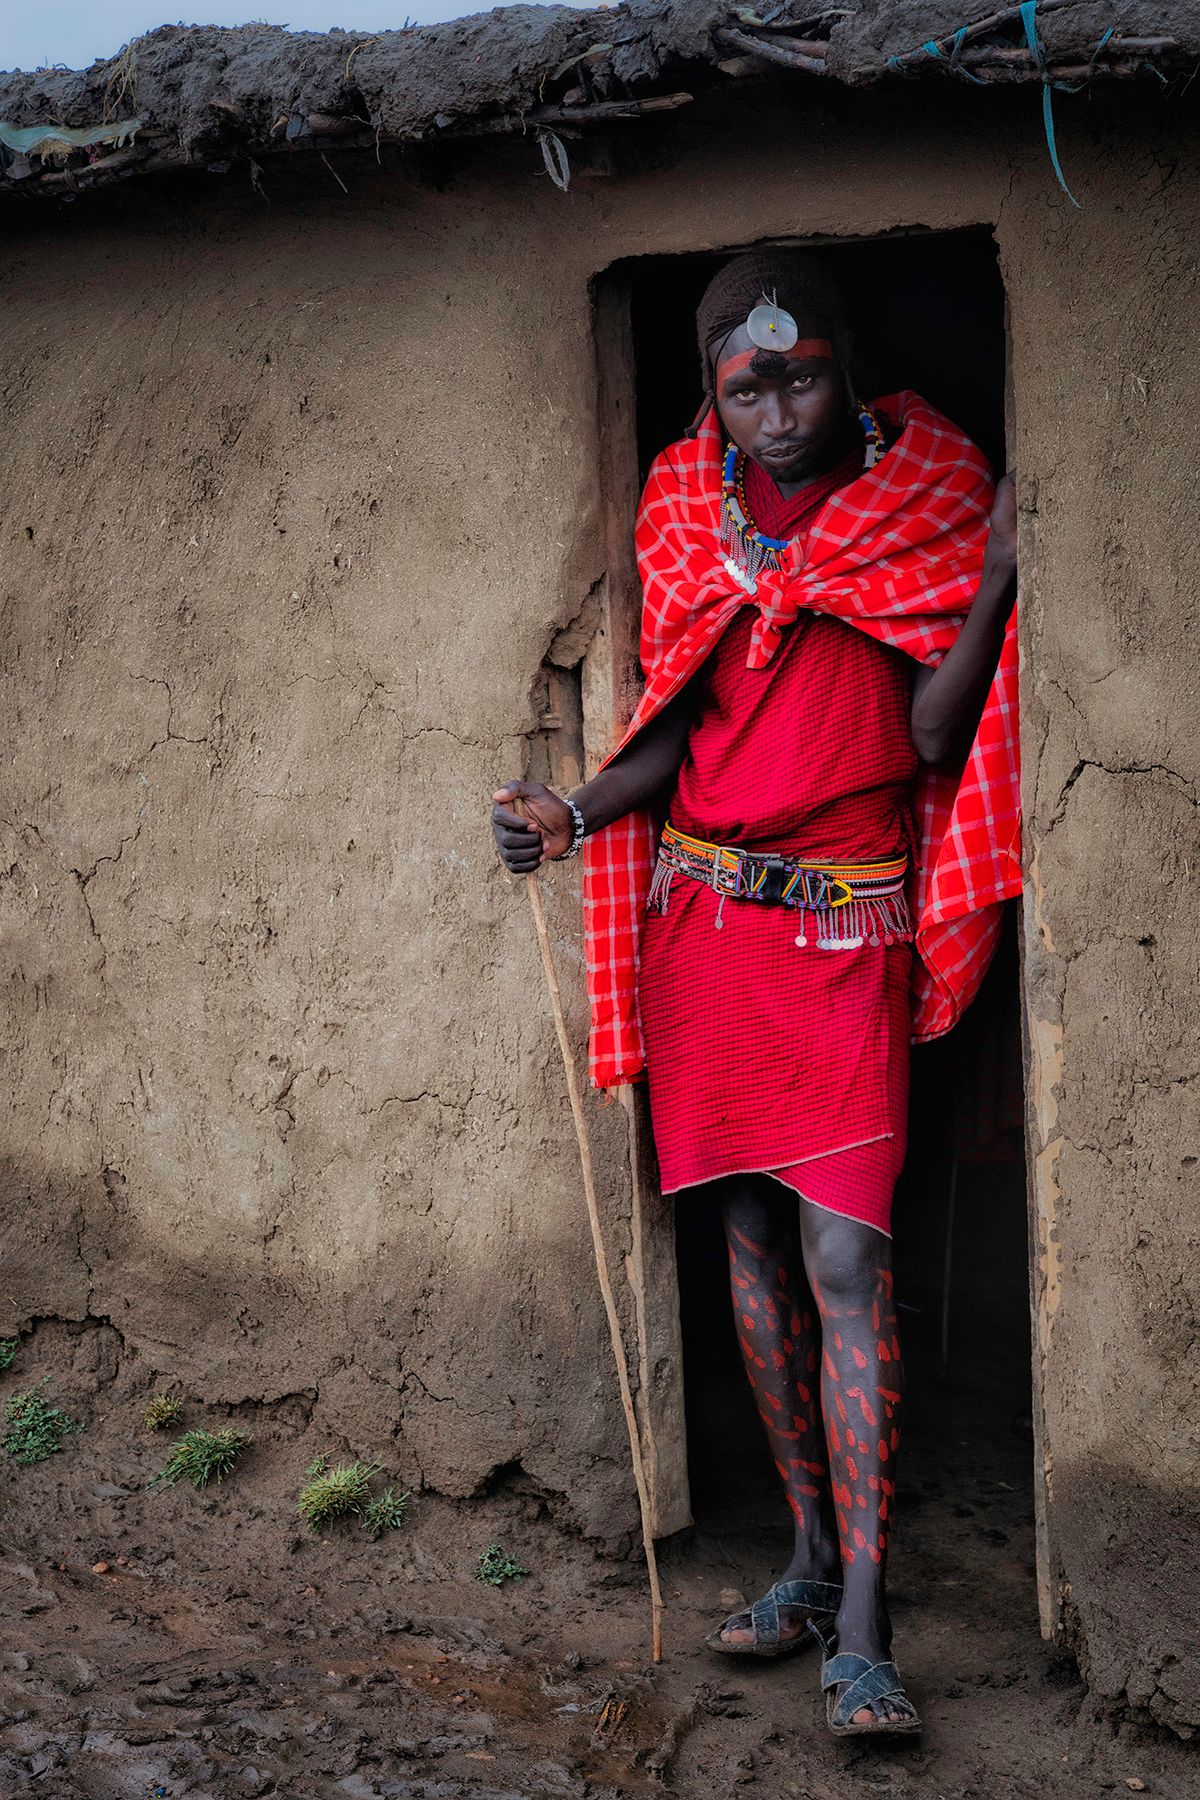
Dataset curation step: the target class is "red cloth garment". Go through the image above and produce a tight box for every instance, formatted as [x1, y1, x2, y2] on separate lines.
[582, 391, 1021, 1088]
[741, 442, 866, 546]
[638, 606, 915, 1235]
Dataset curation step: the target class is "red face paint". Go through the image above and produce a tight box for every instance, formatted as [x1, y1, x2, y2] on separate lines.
[716, 341, 835, 387]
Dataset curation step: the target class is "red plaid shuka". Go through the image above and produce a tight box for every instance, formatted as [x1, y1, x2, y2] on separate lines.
[582, 390, 1022, 1089]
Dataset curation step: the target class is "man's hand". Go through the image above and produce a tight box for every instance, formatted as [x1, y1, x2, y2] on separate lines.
[987, 470, 1018, 569]
[491, 781, 574, 873]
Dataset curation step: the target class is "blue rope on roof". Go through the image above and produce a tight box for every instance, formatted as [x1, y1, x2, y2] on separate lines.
[885, 0, 1125, 208]
[1020, 0, 1081, 207]
[948, 26, 988, 81]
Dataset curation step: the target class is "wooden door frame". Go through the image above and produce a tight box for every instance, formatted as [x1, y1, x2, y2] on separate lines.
[585, 267, 691, 1540]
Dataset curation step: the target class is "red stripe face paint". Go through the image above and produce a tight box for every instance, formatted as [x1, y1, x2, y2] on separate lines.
[716, 341, 835, 389]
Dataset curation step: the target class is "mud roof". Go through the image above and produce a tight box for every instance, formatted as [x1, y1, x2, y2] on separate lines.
[0, 1, 1193, 205]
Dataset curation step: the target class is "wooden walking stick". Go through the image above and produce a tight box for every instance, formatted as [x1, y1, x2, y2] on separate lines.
[519, 846, 664, 1664]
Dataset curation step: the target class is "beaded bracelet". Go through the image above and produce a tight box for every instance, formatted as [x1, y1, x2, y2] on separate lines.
[554, 798, 586, 861]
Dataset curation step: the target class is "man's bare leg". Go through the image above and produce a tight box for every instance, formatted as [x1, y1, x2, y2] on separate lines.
[799, 1197, 914, 1726]
[716, 1175, 842, 1647]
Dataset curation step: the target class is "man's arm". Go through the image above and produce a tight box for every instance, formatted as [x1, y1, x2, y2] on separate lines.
[909, 471, 1018, 767]
[492, 680, 698, 873]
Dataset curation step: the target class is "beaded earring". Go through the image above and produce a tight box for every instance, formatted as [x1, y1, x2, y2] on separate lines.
[857, 403, 886, 470]
[720, 404, 888, 590]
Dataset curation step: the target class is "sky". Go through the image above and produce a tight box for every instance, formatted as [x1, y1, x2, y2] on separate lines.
[0, 2, 546, 73]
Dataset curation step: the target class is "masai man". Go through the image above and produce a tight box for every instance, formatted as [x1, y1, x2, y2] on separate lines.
[491, 250, 1020, 1737]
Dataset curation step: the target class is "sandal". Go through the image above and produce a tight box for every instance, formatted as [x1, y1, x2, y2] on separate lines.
[820, 1649, 922, 1737]
[705, 1578, 842, 1659]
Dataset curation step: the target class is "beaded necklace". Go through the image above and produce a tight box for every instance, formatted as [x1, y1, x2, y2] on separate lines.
[720, 405, 887, 593]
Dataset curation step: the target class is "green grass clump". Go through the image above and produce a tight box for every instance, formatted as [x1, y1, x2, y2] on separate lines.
[142, 1394, 184, 1431]
[0, 1339, 17, 1371]
[297, 1458, 382, 1530]
[150, 1426, 252, 1490]
[474, 1544, 528, 1587]
[362, 1486, 410, 1541]
[2, 1380, 82, 1465]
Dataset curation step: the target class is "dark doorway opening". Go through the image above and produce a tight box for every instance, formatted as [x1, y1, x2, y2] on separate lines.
[616, 230, 1035, 1635]
[673, 914, 1032, 1611]
[630, 228, 1008, 485]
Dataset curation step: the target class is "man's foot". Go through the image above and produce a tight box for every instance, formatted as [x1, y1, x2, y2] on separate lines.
[712, 1566, 842, 1654]
[826, 1617, 918, 1728]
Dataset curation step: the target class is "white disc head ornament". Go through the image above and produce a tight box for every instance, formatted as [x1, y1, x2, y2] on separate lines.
[746, 298, 800, 353]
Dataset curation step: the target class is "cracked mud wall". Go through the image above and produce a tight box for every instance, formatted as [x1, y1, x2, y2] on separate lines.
[1001, 121, 1200, 1734]
[0, 83, 1196, 1721]
[0, 179, 641, 1538]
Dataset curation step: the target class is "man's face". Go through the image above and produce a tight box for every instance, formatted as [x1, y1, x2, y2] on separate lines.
[713, 319, 845, 480]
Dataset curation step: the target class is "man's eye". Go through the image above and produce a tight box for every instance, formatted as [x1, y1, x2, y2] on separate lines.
[734, 387, 756, 401]
[790, 375, 814, 391]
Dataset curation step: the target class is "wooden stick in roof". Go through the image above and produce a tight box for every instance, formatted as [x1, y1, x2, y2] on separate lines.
[516, 819, 664, 1664]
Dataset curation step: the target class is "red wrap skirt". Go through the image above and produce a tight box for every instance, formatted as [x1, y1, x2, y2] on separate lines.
[637, 602, 918, 1236]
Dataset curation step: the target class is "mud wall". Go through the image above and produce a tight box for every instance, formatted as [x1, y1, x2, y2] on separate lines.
[0, 86, 1196, 1727]
[1005, 125, 1200, 1733]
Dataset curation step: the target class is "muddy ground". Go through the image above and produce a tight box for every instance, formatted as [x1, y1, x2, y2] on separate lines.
[3, 1166, 1194, 1800]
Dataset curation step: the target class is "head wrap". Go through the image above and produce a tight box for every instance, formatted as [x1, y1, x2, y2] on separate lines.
[692, 249, 851, 428]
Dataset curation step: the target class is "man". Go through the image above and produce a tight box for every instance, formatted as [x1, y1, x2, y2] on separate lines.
[491, 251, 1019, 1736]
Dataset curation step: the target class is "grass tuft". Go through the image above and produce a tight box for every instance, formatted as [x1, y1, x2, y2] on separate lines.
[3, 1380, 82, 1465]
[0, 1339, 18, 1371]
[362, 1486, 410, 1540]
[297, 1459, 382, 1530]
[150, 1426, 252, 1490]
[142, 1394, 184, 1431]
[474, 1544, 528, 1587]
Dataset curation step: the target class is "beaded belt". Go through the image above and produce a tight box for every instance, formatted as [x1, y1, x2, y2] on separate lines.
[648, 823, 913, 950]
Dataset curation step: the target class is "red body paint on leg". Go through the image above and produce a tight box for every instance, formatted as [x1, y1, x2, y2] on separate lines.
[813, 1263, 904, 1569]
[724, 1205, 829, 1542]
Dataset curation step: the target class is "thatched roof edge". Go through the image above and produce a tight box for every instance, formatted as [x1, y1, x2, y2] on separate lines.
[0, 1, 1192, 205]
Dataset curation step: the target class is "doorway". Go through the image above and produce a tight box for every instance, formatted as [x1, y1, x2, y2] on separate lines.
[590, 231, 1036, 1603]
[675, 915, 1032, 1610]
